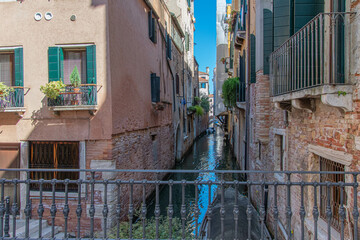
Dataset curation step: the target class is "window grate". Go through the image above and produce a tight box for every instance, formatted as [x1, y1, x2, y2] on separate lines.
[29, 141, 79, 192]
[319, 156, 346, 232]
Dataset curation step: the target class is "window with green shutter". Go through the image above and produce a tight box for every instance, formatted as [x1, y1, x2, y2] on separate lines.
[250, 34, 256, 83]
[185, 32, 189, 52]
[167, 34, 172, 60]
[151, 73, 160, 102]
[48, 47, 63, 82]
[148, 10, 157, 44]
[263, 9, 273, 75]
[47, 45, 97, 106]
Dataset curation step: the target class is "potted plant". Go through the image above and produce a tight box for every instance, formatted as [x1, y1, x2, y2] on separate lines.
[40, 80, 66, 99]
[70, 66, 81, 93]
[0, 82, 14, 100]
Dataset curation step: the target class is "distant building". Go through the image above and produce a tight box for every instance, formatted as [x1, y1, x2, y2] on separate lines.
[208, 94, 214, 118]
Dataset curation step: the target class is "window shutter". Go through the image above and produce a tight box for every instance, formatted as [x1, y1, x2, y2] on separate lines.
[294, 0, 324, 33]
[148, 10, 153, 40]
[250, 34, 256, 83]
[167, 34, 172, 60]
[263, 9, 273, 75]
[86, 45, 96, 84]
[185, 33, 189, 52]
[48, 47, 63, 82]
[273, 0, 291, 50]
[14, 48, 23, 86]
[151, 73, 160, 102]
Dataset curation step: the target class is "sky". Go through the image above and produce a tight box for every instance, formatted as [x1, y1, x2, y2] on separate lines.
[194, 0, 217, 94]
[194, 0, 231, 95]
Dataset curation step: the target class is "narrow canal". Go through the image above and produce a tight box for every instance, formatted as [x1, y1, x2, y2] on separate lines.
[147, 127, 246, 235]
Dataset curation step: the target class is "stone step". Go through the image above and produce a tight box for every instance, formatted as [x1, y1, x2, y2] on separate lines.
[7, 218, 59, 238]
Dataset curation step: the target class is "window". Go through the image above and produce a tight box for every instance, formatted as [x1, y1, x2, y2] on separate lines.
[166, 34, 172, 60]
[63, 49, 87, 85]
[47, 45, 97, 106]
[176, 74, 179, 95]
[0, 52, 14, 86]
[274, 134, 284, 171]
[0, 47, 24, 108]
[150, 73, 160, 102]
[185, 32, 189, 52]
[29, 141, 79, 192]
[320, 157, 346, 232]
[148, 10, 157, 43]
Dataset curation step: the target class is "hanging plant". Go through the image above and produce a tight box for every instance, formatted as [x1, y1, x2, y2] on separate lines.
[220, 57, 226, 64]
[188, 105, 204, 116]
[222, 77, 239, 108]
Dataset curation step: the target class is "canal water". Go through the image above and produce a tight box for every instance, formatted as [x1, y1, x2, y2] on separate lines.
[147, 128, 246, 233]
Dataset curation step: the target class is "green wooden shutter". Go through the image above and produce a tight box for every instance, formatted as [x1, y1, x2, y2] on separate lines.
[273, 0, 292, 49]
[14, 48, 23, 86]
[151, 73, 160, 102]
[250, 34, 256, 83]
[86, 45, 96, 84]
[263, 9, 273, 75]
[167, 34, 172, 60]
[86, 45, 97, 105]
[148, 10, 153, 40]
[185, 33, 189, 52]
[294, 0, 324, 33]
[48, 47, 63, 82]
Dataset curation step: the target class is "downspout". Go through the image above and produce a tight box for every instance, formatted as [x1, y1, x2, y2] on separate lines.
[245, 0, 251, 172]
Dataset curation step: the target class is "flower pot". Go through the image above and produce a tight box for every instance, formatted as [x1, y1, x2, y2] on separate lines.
[73, 87, 80, 93]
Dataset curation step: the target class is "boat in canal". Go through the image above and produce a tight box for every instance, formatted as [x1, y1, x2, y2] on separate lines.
[200, 187, 271, 240]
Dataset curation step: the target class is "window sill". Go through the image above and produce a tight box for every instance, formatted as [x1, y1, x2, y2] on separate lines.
[0, 107, 26, 117]
[49, 105, 97, 115]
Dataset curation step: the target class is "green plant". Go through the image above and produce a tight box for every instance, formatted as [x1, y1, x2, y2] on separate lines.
[337, 91, 347, 96]
[107, 216, 193, 239]
[0, 82, 14, 99]
[193, 96, 201, 105]
[40, 80, 66, 99]
[222, 77, 239, 108]
[188, 105, 204, 116]
[70, 66, 81, 88]
[200, 96, 210, 112]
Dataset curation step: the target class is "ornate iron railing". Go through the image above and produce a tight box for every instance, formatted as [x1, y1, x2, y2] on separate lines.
[270, 12, 355, 96]
[48, 84, 97, 107]
[0, 169, 358, 240]
[0, 87, 24, 108]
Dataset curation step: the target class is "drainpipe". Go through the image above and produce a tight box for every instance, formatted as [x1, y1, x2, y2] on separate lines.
[245, 0, 251, 172]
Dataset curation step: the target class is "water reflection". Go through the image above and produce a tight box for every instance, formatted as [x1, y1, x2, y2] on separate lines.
[147, 128, 245, 232]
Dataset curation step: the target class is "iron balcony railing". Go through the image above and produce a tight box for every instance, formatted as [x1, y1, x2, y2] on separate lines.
[236, 80, 246, 103]
[0, 169, 358, 240]
[0, 87, 24, 108]
[48, 84, 97, 107]
[270, 12, 355, 97]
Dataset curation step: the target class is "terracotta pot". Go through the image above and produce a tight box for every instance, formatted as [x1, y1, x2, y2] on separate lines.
[73, 87, 80, 93]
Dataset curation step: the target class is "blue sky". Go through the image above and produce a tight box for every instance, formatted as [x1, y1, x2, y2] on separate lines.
[194, 0, 231, 94]
[194, 0, 216, 94]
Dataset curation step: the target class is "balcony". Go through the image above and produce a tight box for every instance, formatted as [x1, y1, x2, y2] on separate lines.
[0, 87, 26, 114]
[48, 84, 98, 114]
[270, 12, 355, 112]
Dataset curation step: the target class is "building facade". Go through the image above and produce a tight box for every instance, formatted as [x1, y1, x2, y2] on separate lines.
[228, 0, 360, 239]
[0, 0, 205, 234]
